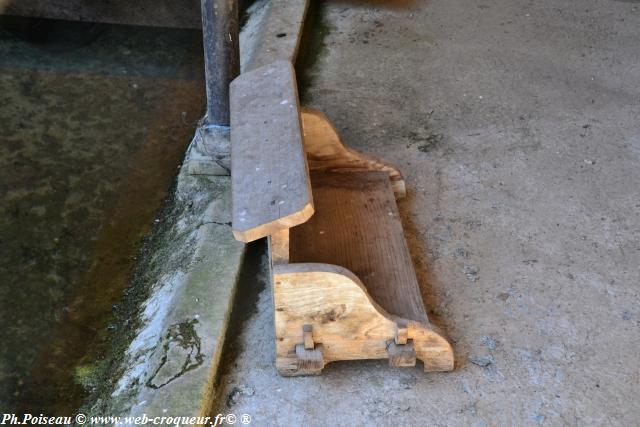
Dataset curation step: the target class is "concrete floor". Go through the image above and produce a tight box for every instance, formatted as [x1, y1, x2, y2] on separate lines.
[214, 0, 640, 425]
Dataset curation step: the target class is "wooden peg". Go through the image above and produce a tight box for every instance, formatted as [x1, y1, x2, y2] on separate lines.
[395, 325, 409, 345]
[387, 340, 416, 368]
[303, 324, 315, 350]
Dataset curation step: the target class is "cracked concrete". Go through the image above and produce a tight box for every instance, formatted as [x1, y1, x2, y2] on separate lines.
[213, 0, 640, 425]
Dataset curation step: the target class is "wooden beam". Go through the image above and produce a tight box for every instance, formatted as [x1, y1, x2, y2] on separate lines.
[230, 60, 314, 242]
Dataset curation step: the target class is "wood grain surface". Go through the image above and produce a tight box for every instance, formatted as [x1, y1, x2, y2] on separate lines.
[230, 60, 314, 242]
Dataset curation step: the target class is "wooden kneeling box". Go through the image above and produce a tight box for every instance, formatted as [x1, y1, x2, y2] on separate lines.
[231, 61, 453, 376]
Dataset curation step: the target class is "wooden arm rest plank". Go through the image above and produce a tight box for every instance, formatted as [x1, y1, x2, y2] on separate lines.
[230, 60, 314, 242]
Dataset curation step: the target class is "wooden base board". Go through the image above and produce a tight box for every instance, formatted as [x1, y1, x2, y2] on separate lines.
[273, 264, 453, 375]
[290, 171, 428, 323]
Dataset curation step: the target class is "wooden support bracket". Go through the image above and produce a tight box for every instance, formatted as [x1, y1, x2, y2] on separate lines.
[273, 264, 453, 376]
[300, 108, 407, 199]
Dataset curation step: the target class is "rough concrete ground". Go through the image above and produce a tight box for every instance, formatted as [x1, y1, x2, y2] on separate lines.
[214, 0, 640, 425]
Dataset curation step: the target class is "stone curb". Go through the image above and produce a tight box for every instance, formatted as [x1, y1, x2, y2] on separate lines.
[95, 0, 310, 421]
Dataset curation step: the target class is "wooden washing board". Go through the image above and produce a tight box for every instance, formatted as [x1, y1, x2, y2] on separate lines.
[230, 60, 453, 376]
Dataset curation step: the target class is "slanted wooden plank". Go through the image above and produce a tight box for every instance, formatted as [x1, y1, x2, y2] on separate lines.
[230, 60, 314, 242]
[243, 0, 310, 72]
[289, 171, 429, 323]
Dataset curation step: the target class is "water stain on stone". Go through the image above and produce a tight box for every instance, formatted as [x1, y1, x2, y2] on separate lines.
[146, 319, 205, 389]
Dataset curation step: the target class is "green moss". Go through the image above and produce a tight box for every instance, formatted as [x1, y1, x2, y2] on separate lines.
[78, 182, 190, 414]
[79, 173, 229, 416]
[74, 365, 97, 389]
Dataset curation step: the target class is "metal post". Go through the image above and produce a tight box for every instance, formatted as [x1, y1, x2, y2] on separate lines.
[200, 0, 240, 126]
